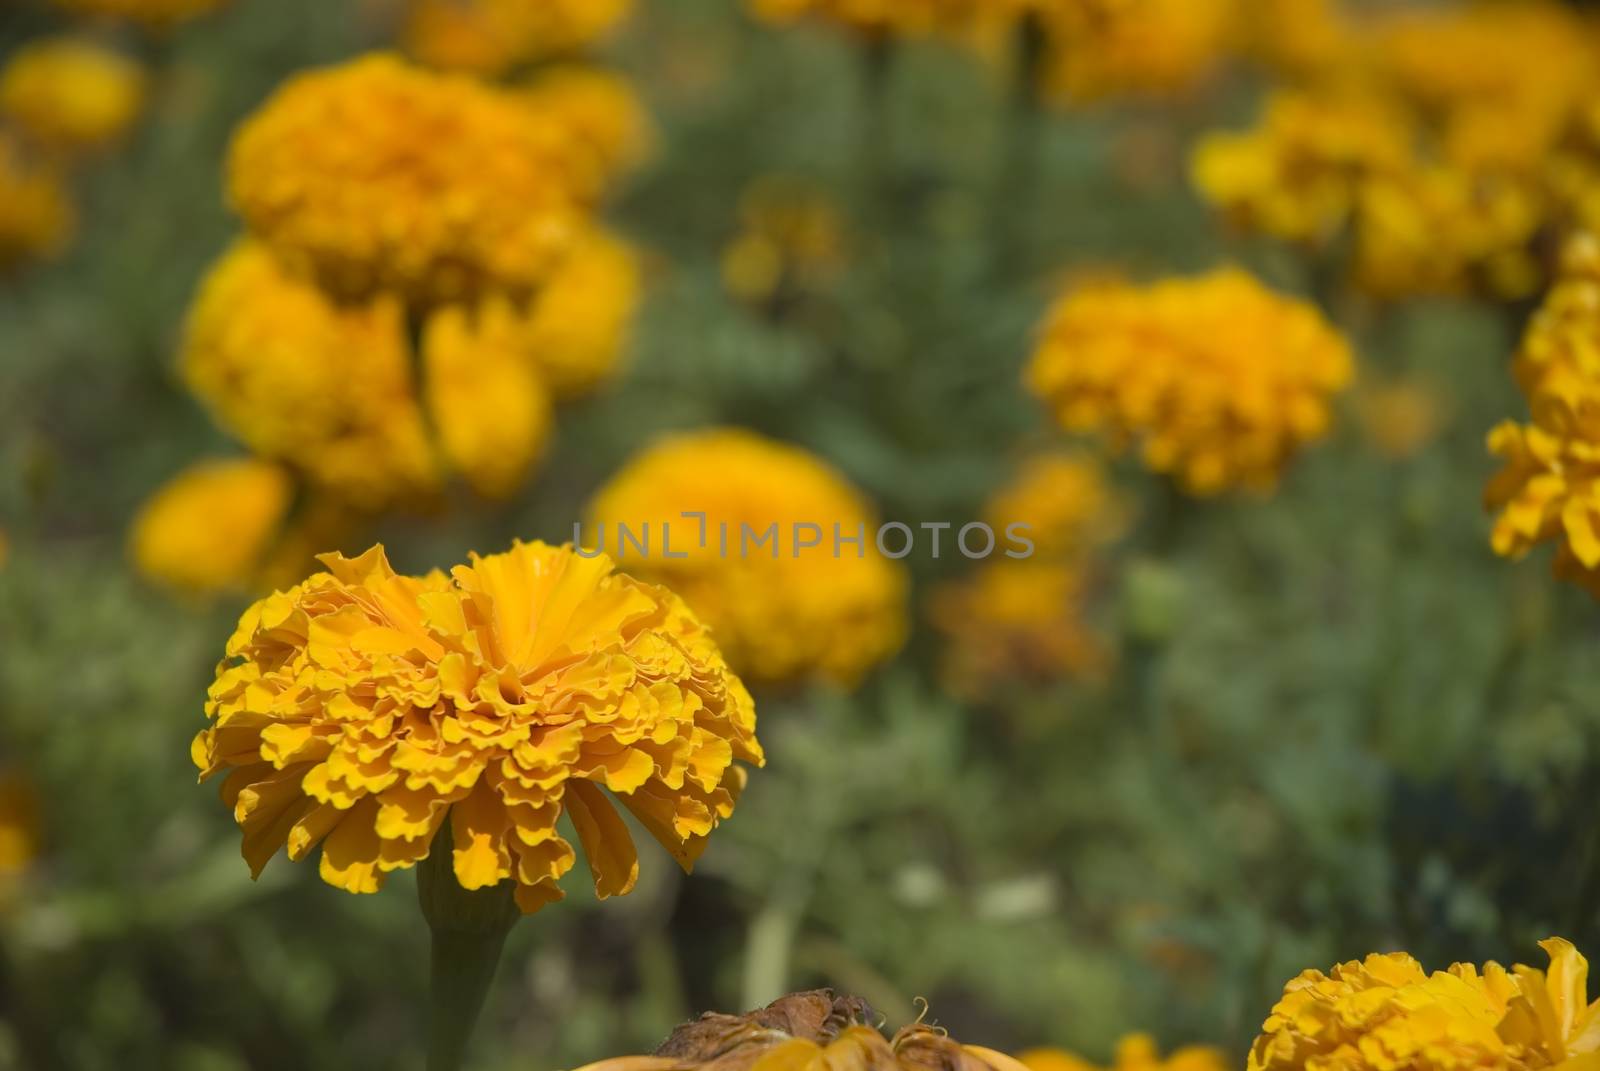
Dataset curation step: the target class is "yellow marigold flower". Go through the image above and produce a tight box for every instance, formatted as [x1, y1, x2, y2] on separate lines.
[1036, 0, 1234, 105]
[130, 458, 294, 597]
[932, 561, 1108, 696]
[587, 428, 908, 687]
[404, 0, 634, 78]
[423, 305, 554, 500]
[1026, 269, 1353, 496]
[1230, 0, 1350, 78]
[227, 54, 590, 307]
[984, 451, 1126, 560]
[523, 66, 653, 197]
[1024, 1035, 1230, 1071]
[1353, 165, 1545, 301]
[192, 540, 762, 909]
[722, 178, 846, 307]
[0, 38, 146, 155]
[572, 989, 1032, 1071]
[1515, 234, 1600, 397]
[180, 241, 439, 510]
[520, 228, 642, 399]
[1192, 89, 1414, 247]
[1249, 938, 1600, 1071]
[0, 772, 39, 882]
[49, 0, 226, 27]
[0, 133, 74, 270]
[1356, 379, 1445, 461]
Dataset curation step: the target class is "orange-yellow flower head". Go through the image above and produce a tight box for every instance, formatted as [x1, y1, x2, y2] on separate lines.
[0, 772, 39, 887]
[1027, 268, 1353, 496]
[1487, 236, 1600, 597]
[1024, 1034, 1231, 1071]
[130, 458, 294, 597]
[983, 451, 1127, 561]
[0, 38, 146, 155]
[524, 66, 654, 198]
[404, 0, 635, 78]
[0, 134, 73, 271]
[180, 241, 439, 510]
[1249, 939, 1600, 1071]
[227, 54, 591, 307]
[587, 428, 908, 688]
[193, 541, 762, 911]
[1036, 0, 1235, 105]
[49, 0, 227, 27]
[1192, 89, 1414, 247]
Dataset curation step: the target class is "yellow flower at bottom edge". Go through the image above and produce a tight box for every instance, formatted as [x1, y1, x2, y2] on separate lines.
[1026, 268, 1353, 496]
[0, 133, 73, 271]
[0, 38, 146, 155]
[227, 53, 591, 307]
[587, 428, 908, 689]
[1249, 939, 1600, 1071]
[571, 989, 1033, 1071]
[180, 240, 440, 511]
[193, 540, 763, 910]
[1023, 1035, 1230, 1071]
[130, 457, 294, 597]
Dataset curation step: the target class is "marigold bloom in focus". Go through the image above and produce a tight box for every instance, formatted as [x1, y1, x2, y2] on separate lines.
[1487, 237, 1600, 596]
[181, 242, 439, 510]
[0, 134, 73, 270]
[227, 54, 590, 306]
[1027, 269, 1353, 496]
[588, 428, 908, 688]
[1192, 89, 1413, 247]
[571, 989, 1033, 1071]
[404, 0, 635, 77]
[1249, 938, 1600, 1071]
[0, 38, 146, 155]
[524, 67, 654, 197]
[1023, 1034, 1230, 1071]
[130, 458, 293, 597]
[193, 541, 762, 910]
[49, 0, 226, 27]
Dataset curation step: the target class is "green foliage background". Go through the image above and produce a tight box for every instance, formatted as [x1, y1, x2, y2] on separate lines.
[4, 1, 1600, 1068]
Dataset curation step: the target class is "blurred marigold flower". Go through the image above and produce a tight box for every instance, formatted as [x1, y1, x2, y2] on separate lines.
[0, 38, 146, 156]
[130, 457, 293, 597]
[588, 428, 908, 688]
[423, 305, 554, 500]
[0, 133, 74, 270]
[1192, 89, 1414, 247]
[1027, 269, 1353, 496]
[0, 772, 40, 883]
[1229, 0, 1350, 79]
[1249, 938, 1600, 1071]
[1516, 235, 1600, 396]
[981, 451, 1127, 560]
[404, 0, 634, 78]
[571, 989, 1032, 1071]
[49, 0, 226, 27]
[722, 178, 846, 309]
[1356, 379, 1445, 462]
[523, 66, 654, 197]
[1035, 0, 1234, 105]
[227, 53, 591, 307]
[192, 540, 762, 909]
[1023, 1034, 1230, 1071]
[180, 241, 440, 510]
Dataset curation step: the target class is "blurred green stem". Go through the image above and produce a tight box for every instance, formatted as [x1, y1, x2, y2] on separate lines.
[418, 823, 520, 1071]
[857, 32, 894, 218]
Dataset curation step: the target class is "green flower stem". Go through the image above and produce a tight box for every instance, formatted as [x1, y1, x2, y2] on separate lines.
[418, 824, 520, 1071]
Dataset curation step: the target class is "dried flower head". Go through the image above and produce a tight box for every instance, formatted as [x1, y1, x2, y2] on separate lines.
[193, 541, 762, 910]
[0, 38, 146, 155]
[1249, 939, 1600, 1071]
[573, 990, 1033, 1071]
[587, 428, 908, 687]
[227, 54, 590, 306]
[130, 458, 293, 597]
[180, 241, 439, 510]
[1027, 268, 1353, 495]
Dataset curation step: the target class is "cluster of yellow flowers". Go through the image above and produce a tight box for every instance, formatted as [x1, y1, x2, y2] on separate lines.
[1250, 938, 1600, 1071]
[933, 452, 1125, 695]
[135, 52, 646, 597]
[1194, 0, 1600, 301]
[403, 0, 634, 78]
[194, 541, 762, 907]
[1486, 235, 1600, 597]
[588, 428, 908, 688]
[1023, 1033, 1229, 1071]
[1027, 268, 1353, 496]
[0, 37, 147, 272]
